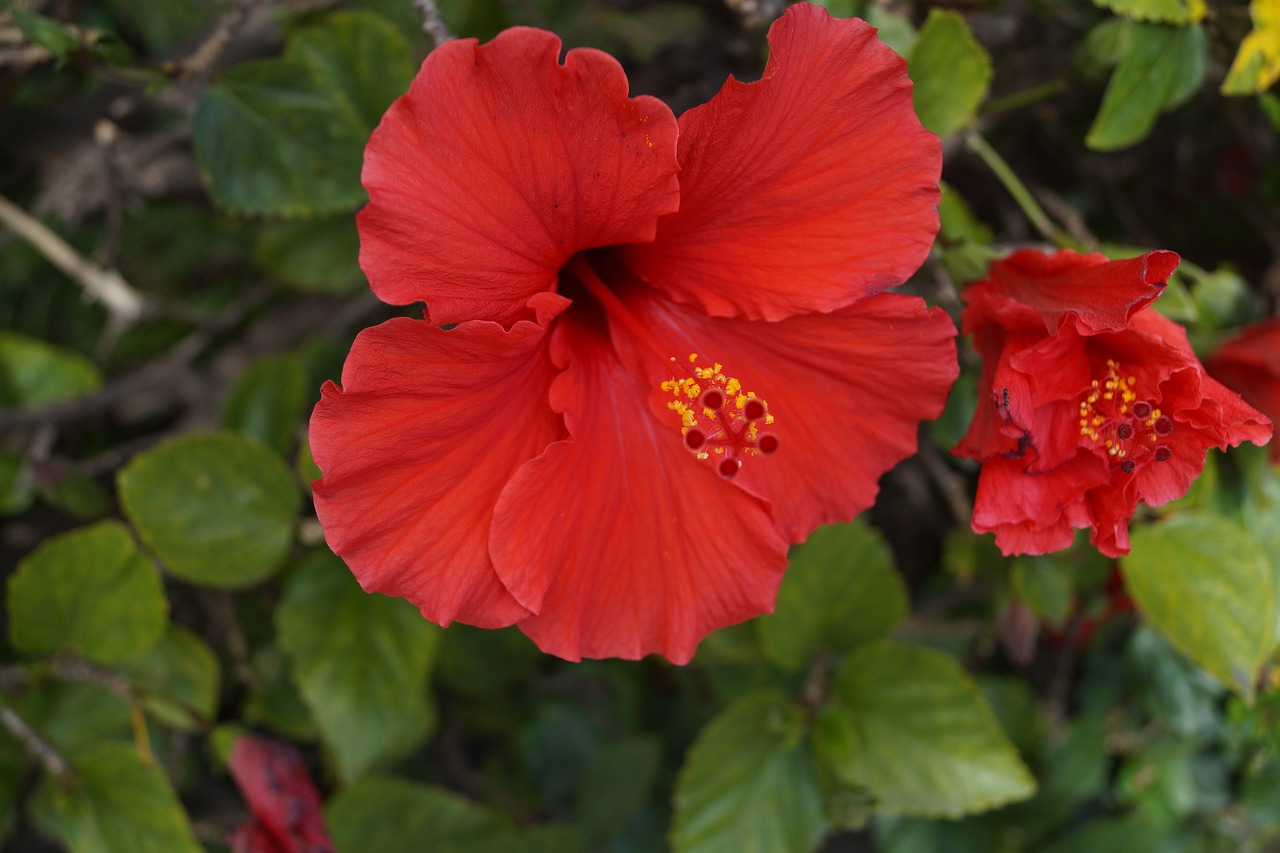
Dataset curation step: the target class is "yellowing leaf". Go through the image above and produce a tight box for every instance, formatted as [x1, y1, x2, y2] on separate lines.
[1222, 0, 1280, 95]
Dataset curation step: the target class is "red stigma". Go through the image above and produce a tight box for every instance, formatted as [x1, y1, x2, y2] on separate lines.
[662, 353, 779, 477]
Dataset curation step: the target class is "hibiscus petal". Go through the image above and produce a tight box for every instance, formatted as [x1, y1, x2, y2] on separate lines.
[973, 249, 1179, 335]
[359, 27, 680, 326]
[972, 455, 1106, 556]
[620, 4, 940, 321]
[310, 317, 564, 628]
[488, 313, 789, 664]
[619, 291, 958, 543]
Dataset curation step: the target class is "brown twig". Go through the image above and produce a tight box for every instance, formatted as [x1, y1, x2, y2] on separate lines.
[0, 192, 146, 328]
[412, 0, 454, 46]
[176, 0, 269, 82]
[0, 703, 73, 783]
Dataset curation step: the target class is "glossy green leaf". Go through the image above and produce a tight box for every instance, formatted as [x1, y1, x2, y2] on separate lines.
[1122, 512, 1277, 700]
[118, 625, 220, 730]
[1091, 0, 1206, 24]
[818, 642, 1036, 818]
[222, 353, 308, 454]
[193, 12, 413, 216]
[118, 432, 301, 587]
[1086, 23, 1207, 151]
[327, 775, 507, 853]
[0, 332, 100, 409]
[9, 522, 167, 666]
[757, 521, 908, 671]
[254, 216, 364, 294]
[907, 9, 993, 136]
[30, 744, 202, 853]
[671, 691, 827, 853]
[277, 552, 441, 782]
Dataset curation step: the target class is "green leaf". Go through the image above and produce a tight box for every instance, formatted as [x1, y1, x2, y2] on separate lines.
[1121, 512, 1277, 700]
[11, 9, 79, 60]
[1086, 23, 1207, 151]
[100, 0, 221, 54]
[118, 625, 220, 730]
[1222, 0, 1280, 95]
[574, 738, 661, 841]
[254, 215, 364, 294]
[907, 9, 993, 136]
[193, 11, 413, 216]
[0, 332, 100, 409]
[9, 522, 167, 666]
[0, 451, 35, 517]
[30, 744, 202, 853]
[327, 775, 507, 853]
[1091, 0, 1206, 24]
[118, 432, 301, 587]
[277, 551, 441, 782]
[222, 353, 308, 454]
[756, 521, 908, 671]
[1012, 554, 1075, 629]
[671, 691, 827, 853]
[243, 646, 319, 741]
[15, 682, 132, 762]
[817, 641, 1036, 818]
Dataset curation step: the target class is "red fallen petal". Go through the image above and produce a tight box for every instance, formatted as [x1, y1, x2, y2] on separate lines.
[965, 249, 1178, 336]
[359, 27, 679, 326]
[488, 313, 789, 664]
[228, 737, 332, 853]
[972, 454, 1108, 556]
[620, 4, 940, 322]
[310, 317, 564, 628]
[619, 291, 957, 542]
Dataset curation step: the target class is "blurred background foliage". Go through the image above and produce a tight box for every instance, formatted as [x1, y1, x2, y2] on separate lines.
[1, 0, 1280, 851]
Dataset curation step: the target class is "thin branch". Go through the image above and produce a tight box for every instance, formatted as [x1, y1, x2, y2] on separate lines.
[0, 192, 145, 326]
[963, 131, 1085, 252]
[0, 703, 72, 783]
[412, 0, 454, 46]
[176, 0, 269, 82]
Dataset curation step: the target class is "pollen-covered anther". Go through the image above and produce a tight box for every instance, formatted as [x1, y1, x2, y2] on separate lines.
[1077, 360, 1170, 474]
[662, 352, 778, 476]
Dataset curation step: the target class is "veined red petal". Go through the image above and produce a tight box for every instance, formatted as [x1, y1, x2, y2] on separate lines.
[967, 249, 1179, 335]
[309, 317, 564, 628]
[619, 291, 958, 542]
[488, 312, 789, 664]
[1205, 318, 1280, 459]
[972, 454, 1107, 556]
[359, 27, 680, 326]
[620, 3, 940, 321]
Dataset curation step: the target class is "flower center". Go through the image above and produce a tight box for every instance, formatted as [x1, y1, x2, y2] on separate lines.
[563, 255, 778, 480]
[661, 354, 778, 479]
[1078, 359, 1173, 474]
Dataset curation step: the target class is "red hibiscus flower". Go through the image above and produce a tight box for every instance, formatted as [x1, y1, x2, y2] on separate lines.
[1206, 318, 1280, 462]
[228, 736, 332, 853]
[309, 4, 958, 662]
[954, 249, 1271, 558]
